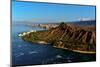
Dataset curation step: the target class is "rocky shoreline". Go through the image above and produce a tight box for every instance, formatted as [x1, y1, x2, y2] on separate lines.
[53, 46, 96, 54]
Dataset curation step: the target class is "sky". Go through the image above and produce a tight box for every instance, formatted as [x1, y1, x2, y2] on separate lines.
[12, 0, 96, 23]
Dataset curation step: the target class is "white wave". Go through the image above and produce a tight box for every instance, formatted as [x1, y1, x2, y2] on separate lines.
[15, 52, 24, 57]
[56, 55, 62, 58]
[29, 51, 38, 54]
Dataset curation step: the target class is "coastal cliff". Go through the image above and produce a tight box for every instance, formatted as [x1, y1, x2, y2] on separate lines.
[21, 22, 96, 53]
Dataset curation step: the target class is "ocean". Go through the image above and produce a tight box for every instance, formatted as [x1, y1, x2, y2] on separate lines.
[12, 22, 96, 66]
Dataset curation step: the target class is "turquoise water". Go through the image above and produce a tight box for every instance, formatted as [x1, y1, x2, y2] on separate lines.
[12, 23, 96, 66]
